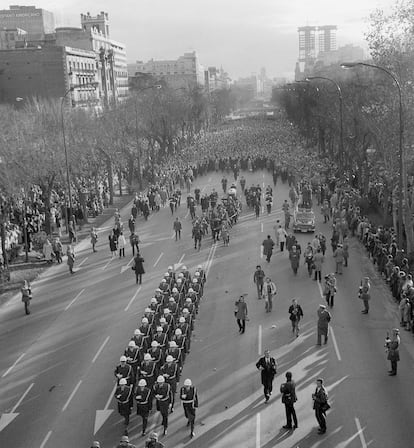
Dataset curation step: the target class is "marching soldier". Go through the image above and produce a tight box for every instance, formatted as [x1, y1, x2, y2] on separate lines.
[135, 379, 152, 436]
[114, 356, 134, 385]
[163, 308, 175, 336]
[167, 265, 176, 282]
[167, 297, 179, 317]
[182, 266, 192, 284]
[158, 316, 170, 335]
[139, 317, 152, 348]
[184, 297, 196, 318]
[140, 353, 156, 390]
[153, 326, 168, 354]
[153, 375, 172, 436]
[132, 328, 148, 353]
[149, 341, 163, 374]
[143, 307, 156, 328]
[166, 341, 182, 379]
[171, 328, 187, 363]
[175, 316, 191, 353]
[170, 287, 181, 308]
[180, 378, 199, 438]
[149, 297, 161, 317]
[160, 355, 178, 412]
[181, 308, 194, 333]
[124, 340, 141, 377]
[114, 378, 133, 427]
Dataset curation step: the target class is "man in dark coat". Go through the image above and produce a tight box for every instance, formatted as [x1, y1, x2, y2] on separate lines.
[133, 252, 145, 284]
[256, 349, 277, 402]
[262, 235, 275, 263]
[280, 371, 298, 430]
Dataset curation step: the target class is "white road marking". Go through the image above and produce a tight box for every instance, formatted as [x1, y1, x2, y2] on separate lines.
[92, 336, 110, 364]
[256, 413, 261, 448]
[64, 289, 85, 311]
[78, 257, 88, 267]
[171, 232, 175, 239]
[260, 222, 263, 233]
[11, 383, 34, 412]
[178, 253, 185, 264]
[355, 417, 367, 448]
[258, 325, 262, 355]
[208, 177, 212, 182]
[261, 206, 264, 214]
[262, 181, 265, 188]
[39, 430, 52, 448]
[125, 286, 141, 312]
[102, 257, 113, 270]
[153, 252, 164, 267]
[184, 210, 189, 219]
[105, 383, 117, 410]
[260, 245, 263, 259]
[317, 281, 324, 298]
[62, 380, 82, 412]
[2, 353, 25, 378]
[205, 244, 217, 277]
[330, 326, 342, 361]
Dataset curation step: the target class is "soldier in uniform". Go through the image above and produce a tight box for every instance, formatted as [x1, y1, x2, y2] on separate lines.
[163, 308, 175, 337]
[166, 341, 182, 379]
[175, 316, 191, 353]
[135, 379, 152, 436]
[153, 375, 172, 435]
[171, 328, 188, 363]
[180, 378, 199, 438]
[167, 297, 179, 317]
[114, 378, 133, 427]
[139, 317, 152, 348]
[149, 341, 163, 375]
[149, 297, 161, 318]
[153, 326, 168, 355]
[132, 328, 148, 353]
[160, 355, 178, 412]
[114, 356, 134, 385]
[124, 340, 141, 377]
[140, 353, 156, 390]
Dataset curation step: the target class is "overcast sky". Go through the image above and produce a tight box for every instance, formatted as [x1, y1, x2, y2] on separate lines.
[34, 0, 394, 79]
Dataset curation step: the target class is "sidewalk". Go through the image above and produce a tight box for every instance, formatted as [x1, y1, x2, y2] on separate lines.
[0, 190, 134, 305]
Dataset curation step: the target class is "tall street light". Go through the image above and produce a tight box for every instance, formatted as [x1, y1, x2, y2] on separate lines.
[61, 82, 98, 235]
[132, 85, 162, 189]
[341, 62, 404, 248]
[306, 76, 344, 171]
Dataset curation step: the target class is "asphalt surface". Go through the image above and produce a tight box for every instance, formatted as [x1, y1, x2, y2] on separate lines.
[1, 170, 414, 448]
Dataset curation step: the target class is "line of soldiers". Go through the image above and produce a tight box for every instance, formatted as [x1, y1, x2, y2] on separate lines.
[113, 265, 202, 440]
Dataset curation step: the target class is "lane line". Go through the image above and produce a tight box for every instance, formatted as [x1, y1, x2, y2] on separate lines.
[125, 257, 134, 268]
[171, 232, 175, 240]
[125, 286, 141, 312]
[92, 336, 110, 364]
[355, 417, 367, 448]
[39, 430, 52, 448]
[64, 289, 85, 311]
[330, 327, 342, 361]
[260, 246, 263, 259]
[11, 382, 34, 412]
[184, 210, 189, 219]
[78, 257, 88, 268]
[178, 253, 185, 264]
[153, 252, 164, 268]
[105, 384, 117, 410]
[258, 325, 262, 355]
[102, 257, 113, 270]
[260, 222, 263, 233]
[205, 244, 217, 277]
[256, 413, 261, 448]
[2, 353, 25, 378]
[62, 380, 82, 412]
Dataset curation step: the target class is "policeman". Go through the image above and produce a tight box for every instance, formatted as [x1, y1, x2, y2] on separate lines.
[153, 375, 172, 435]
[160, 355, 178, 412]
[139, 353, 156, 389]
[180, 378, 199, 438]
[114, 378, 133, 427]
[135, 378, 152, 436]
[124, 340, 141, 377]
[114, 356, 134, 385]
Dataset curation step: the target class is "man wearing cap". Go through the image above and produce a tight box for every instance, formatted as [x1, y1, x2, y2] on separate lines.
[139, 353, 156, 389]
[145, 432, 164, 448]
[153, 375, 172, 435]
[149, 341, 162, 374]
[114, 378, 134, 427]
[136, 378, 152, 436]
[256, 349, 277, 402]
[317, 304, 331, 345]
[116, 434, 136, 448]
[160, 355, 178, 411]
[153, 326, 168, 354]
[114, 356, 134, 385]
[280, 371, 298, 430]
[172, 328, 188, 362]
[180, 378, 199, 438]
[312, 378, 329, 434]
[124, 341, 141, 377]
[253, 265, 265, 299]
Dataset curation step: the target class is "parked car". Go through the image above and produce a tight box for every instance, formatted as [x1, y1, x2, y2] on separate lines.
[293, 207, 315, 233]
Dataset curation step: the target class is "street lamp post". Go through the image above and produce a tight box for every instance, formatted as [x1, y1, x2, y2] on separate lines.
[61, 82, 98, 237]
[306, 76, 344, 171]
[341, 62, 404, 248]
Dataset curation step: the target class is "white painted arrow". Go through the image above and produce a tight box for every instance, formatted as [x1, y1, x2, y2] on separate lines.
[121, 257, 134, 274]
[0, 413, 19, 432]
[94, 383, 116, 435]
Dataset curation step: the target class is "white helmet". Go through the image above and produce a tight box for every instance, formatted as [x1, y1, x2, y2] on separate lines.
[168, 265, 173, 270]
[150, 297, 157, 303]
[182, 266, 187, 271]
[151, 341, 159, 348]
[178, 273, 184, 278]
[177, 279, 182, 284]
[193, 279, 198, 283]
[128, 341, 136, 347]
[182, 308, 189, 314]
[156, 326, 163, 332]
[159, 317, 167, 323]
[185, 297, 192, 303]
[184, 378, 192, 386]
[179, 317, 185, 323]
[161, 279, 167, 283]
[134, 329, 142, 335]
[164, 308, 170, 314]
[188, 288, 194, 293]
[145, 307, 152, 313]
[195, 272, 200, 277]
[166, 355, 174, 362]
[169, 341, 177, 348]
[138, 379, 147, 387]
[175, 328, 182, 336]
[172, 287, 178, 293]
[155, 288, 162, 292]
[120, 355, 127, 362]
[119, 378, 127, 385]
[169, 297, 175, 302]
[142, 317, 149, 324]
[144, 353, 152, 361]
[164, 272, 169, 277]
[157, 375, 165, 383]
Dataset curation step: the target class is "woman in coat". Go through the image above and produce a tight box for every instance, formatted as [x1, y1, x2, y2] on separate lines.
[385, 328, 400, 375]
[234, 295, 248, 334]
[133, 252, 145, 284]
[109, 231, 118, 257]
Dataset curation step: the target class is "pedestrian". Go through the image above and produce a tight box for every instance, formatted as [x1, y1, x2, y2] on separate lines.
[173, 217, 182, 240]
[312, 378, 330, 434]
[289, 245, 300, 275]
[280, 371, 298, 430]
[21, 280, 32, 315]
[118, 232, 126, 257]
[262, 235, 275, 263]
[385, 328, 400, 376]
[128, 215, 135, 234]
[66, 245, 75, 274]
[153, 375, 172, 436]
[253, 265, 265, 299]
[255, 201, 260, 219]
[135, 379, 152, 436]
[109, 230, 117, 257]
[234, 295, 248, 334]
[313, 249, 324, 282]
[333, 243, 344, 274]
[43, 238, 53, 263]
[114, 378, 133, 427]
[68, 220, 76, 243]
[180, 378, 199, 439]
[52, 237, 63, 263]
[116, 435, 136, 448]
[342, 236, 349, 267]
[288, 298, 304, 337]
[264, 277, 277, 312]
[144, 432, 164, 448]
[317, 304, 331, 345]
[130, 232, 140, 256]
[255, 349, 277, 403]
[359, 276, 371, 314]
[277, 225, 287, 251]
[133, 252, 145, 284]
[323, 273, 337, 308]
[90, 227, 98, 253]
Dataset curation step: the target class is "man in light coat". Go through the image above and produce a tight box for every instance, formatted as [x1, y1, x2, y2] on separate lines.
[264, 277, 277, 312]
[333, 243, 344, 274]
[277, 225, 288, 251]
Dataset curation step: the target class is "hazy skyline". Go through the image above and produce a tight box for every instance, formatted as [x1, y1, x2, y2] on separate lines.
[26, 0, 395, 79]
